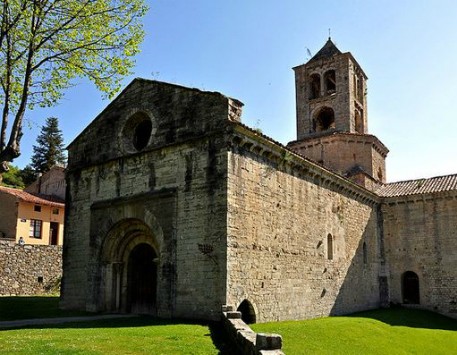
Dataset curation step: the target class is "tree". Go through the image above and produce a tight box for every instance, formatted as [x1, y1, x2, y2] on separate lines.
[31, 116, 65, 173]
[19, 164, 36, 185]
[0, 0, 147, 173]
[0, 163, 24, 188]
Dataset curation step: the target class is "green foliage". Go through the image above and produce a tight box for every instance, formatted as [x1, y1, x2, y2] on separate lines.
[0, 0, 148, 167]
[0, 164, 24, 188]
[18, 164, 37, 186]
[31, 117, 65, 173]
[252, 308, 457, 354]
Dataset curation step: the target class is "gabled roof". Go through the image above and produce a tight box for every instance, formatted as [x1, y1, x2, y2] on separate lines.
[0, 186, 65, 207]
[308, 38, 342, 63]
[376, 174, 457, 197]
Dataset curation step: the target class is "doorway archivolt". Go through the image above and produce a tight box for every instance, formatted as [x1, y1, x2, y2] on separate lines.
[100, 218, 162, 314]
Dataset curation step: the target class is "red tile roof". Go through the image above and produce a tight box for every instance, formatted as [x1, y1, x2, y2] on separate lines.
[0, 186, 65, 207]
[376, 174, 457, 197]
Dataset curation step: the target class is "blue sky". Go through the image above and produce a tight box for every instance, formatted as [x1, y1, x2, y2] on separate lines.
[15, 0, 457, 182]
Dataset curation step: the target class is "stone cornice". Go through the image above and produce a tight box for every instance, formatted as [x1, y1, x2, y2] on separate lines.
[228, 122, 380, 206]
[288, 132, 389, 158]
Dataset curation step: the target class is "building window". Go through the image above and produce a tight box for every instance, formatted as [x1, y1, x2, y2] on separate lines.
[327, 233, 334, 260]
[52, 208, 59, 215]
[34, 205, 42, 212]
[363, 242, 368, 264]
[29, 219, 42, 239]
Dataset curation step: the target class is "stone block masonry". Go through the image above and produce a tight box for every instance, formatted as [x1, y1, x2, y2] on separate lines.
[0, 239, 62, 295]
[226, 124, 383, 322]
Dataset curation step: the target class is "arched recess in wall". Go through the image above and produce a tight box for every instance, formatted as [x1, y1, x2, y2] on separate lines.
[327, 233, 334, 260]
[237, 299, 257, 324]
[313, 107, 335, 132]
[402, 271, 420, 304]
[309, 73, 321, 99]
[362, 242, 368, 264]
[354, 109, 364, 133]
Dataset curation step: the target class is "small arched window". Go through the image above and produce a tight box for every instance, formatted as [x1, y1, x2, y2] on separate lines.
[327, 233, 333, 260]
[309, 73, 321, 99]
[324, 70, 336, 95]
[363, 242, 367, 264]
[237, 299, 256, 324]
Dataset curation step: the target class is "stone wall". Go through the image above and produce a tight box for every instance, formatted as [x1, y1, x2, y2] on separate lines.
[0, 239, 62, 295]
[226, 125, 383, 322]
[221, 305, 284, 355]
[382, 192, 457, 319]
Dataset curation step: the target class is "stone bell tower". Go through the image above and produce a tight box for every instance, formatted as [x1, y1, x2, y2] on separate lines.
[288, 38, 388, 190]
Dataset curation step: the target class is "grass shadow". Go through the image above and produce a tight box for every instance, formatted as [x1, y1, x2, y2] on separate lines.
[348, 306, 457, 331]
[0, 296, 91, 321]
[208, 321, 240, 355]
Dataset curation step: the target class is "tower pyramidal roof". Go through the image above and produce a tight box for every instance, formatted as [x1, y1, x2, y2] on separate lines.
[308, 38, 342, 63]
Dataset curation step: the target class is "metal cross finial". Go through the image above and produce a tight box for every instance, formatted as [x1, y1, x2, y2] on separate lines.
[328, 28, 331, 40]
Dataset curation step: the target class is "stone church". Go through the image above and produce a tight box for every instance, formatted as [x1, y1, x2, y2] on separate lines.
[60, 39, 457, 322]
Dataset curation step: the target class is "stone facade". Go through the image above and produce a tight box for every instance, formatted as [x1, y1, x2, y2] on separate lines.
[25, 166, 66, 200]
[61, 80, 242, 320]
[61, 40, 457, 322]
[0, 240, 62, 295]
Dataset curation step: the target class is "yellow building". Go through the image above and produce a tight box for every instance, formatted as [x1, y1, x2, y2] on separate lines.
[0, 186, 64, 245]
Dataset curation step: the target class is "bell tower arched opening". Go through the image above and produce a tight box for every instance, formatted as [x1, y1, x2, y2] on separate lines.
[313, 107, 335, 132]
[309, 73, 321, 99]
[324, 70, 336, 95]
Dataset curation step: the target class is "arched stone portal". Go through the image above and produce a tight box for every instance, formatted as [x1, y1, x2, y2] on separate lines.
[99, 218, 161, 314]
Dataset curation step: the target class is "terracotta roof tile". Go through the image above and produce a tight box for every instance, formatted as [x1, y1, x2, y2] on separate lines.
[0, 186, 65, 207]
[376, 174, 457, 197]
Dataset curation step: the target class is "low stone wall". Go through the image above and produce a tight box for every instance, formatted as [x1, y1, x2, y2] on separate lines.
[0, 239, 62, 295]
[222, 305, 284, 355]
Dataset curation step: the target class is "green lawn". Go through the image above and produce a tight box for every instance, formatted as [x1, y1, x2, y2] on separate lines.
[2, 297, 456, 354]
[0, 317, 224, 354]
[0, 296, 233, 354]
[252, 308, 457, 355]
